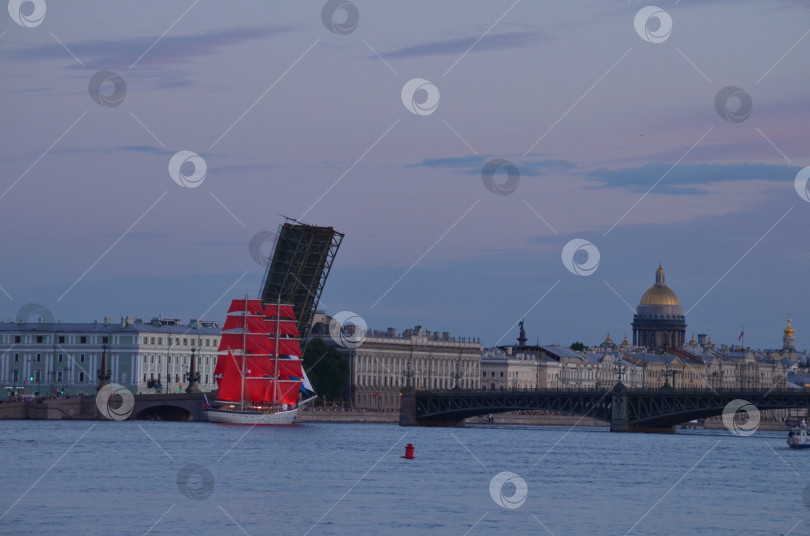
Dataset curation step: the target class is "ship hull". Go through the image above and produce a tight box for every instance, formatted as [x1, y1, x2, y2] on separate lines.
[205, 407, 299, 425]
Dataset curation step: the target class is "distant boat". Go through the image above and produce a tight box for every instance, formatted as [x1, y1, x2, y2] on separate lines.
[205, 298, 315, 425]
[787, 421, 810, 449]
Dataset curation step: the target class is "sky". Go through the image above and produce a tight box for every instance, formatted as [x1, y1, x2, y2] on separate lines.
[1, 0, 809, 350]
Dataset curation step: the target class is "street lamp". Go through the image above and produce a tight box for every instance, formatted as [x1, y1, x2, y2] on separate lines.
[451, 362, 464, 390]
[11, 368, 18, 396]
[62, 366, 71, 394]
[663, 360, 675, 388]
[402, 362, 415, 390]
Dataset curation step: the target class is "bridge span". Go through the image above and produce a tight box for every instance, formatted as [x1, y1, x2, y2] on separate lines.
[399, 384, 810, 432]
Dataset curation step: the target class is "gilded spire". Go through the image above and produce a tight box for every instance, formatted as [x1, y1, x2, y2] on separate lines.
[785, 315, 795, 337]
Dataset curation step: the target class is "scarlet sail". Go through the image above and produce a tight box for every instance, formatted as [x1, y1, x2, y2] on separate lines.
[211, 298, 310, 410]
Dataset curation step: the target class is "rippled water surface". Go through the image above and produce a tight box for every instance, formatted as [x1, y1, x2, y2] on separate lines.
[1, 421, 808, 535]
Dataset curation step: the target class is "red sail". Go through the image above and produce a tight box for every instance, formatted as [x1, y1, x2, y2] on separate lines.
[243, 377, 302, 404]
[277, 380, 302, 405]
[244, 355, 274, 377]
[223, 315, 268, 333]
[276, 358, 304, 379]
[228, 299, 265, 315]
[219, 333, 271, 355]
[214, 352, 243, 402]
[244, 377, 274, 403]
[264, 319, 300, 337]
[264, 304, 295, 319]
[271, 338, 301, 357]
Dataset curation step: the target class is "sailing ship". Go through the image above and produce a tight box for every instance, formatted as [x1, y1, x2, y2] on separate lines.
[205, 298, 315, 424]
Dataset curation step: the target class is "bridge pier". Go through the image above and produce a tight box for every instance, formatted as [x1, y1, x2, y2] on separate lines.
[399, 388, 417, 426]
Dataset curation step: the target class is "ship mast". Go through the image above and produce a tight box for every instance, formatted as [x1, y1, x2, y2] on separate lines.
[274, 297, 280, 407]
[241, 296, 247, 410]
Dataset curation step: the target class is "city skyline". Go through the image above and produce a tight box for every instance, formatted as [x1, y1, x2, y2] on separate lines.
[1, 1, 809, 350]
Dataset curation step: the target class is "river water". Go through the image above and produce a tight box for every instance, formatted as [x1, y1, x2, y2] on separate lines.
[0, 421, 807, 535]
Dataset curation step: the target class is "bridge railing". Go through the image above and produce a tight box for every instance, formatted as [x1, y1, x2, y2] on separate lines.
[414, 385, 803, 396]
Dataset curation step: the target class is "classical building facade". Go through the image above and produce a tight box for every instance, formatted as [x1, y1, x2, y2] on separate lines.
[632, 264, 686, 351]
[324, 325, 481, 410]
[0, 316, 221, 398]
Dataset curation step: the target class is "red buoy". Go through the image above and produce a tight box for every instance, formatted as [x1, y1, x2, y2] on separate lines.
[402, 443, 415, 459]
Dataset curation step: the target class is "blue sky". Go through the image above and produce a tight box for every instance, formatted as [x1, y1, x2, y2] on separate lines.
[1, 0, 809, 349]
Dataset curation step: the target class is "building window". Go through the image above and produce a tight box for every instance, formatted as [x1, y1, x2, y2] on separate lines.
[500, 372, 504, 378]
[102, 336, 108, 344]
[150, 337, 155, 345]
[58, 354, 63, 363]
[59, 336, 65, 344]
[183, 356, 187, 365]
[14, 353, 19, 362]
[14, 335, 20, 343]
[183, 338, 188, 346]
[157, 356, 161, 364]
[143, 337, 147, 344]
[57, 371, 63, 382]
[36, 354, 41, 363]
[79, 372, 85, 382]
[205, 374, 209, 384]
[36, 336, 43, 343]
[143, 373, 147, 382]
[151, 356, 154, 363]
[80, 336, 87, 344]
[80, 354, 85, 363]
[158, 337, 162, 345]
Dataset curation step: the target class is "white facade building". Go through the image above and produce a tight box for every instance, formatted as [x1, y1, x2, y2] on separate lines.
[0, 316, 221, 398]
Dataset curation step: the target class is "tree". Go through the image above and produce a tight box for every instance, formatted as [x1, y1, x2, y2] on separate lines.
[303, 337, 349, 400]
[570, 341, 585, 351]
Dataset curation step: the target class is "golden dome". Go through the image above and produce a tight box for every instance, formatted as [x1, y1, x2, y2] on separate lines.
[639, 264, 681, 306]
[784, 316, 794, 337]
[602, 333, 615, 345]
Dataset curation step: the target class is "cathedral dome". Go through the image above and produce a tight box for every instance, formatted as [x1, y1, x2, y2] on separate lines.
[639, 264, 681, 306]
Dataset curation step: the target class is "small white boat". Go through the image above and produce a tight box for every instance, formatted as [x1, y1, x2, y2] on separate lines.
[787, 420, 810, 449]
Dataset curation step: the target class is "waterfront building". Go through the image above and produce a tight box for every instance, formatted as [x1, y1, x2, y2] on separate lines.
[480, 348, 560, 390]
[318, 321, 481, 410]
[632, 264, 687, 351]
[0, 316, 221, 398]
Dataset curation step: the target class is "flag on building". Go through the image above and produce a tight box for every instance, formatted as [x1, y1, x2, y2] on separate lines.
[738, 329, 744, 341]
